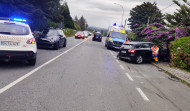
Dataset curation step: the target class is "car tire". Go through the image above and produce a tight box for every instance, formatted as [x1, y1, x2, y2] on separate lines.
[63, 39, 67, 47]
[99, 40, 102, 42]
[28, 57, 36, 66]
[55, 42, 59, 50]
[136, 55, 143, 64]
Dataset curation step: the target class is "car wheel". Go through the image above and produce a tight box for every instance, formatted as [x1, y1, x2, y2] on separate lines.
[28, 57, 36, 66]
[63, 39, 67, 47]
[136, 55, 143, 64]
[55, 42, 59, 50]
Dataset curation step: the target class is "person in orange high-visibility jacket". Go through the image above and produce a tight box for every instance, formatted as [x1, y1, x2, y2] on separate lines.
[152, 44, 159, 63]
[125, 38, 130, 44]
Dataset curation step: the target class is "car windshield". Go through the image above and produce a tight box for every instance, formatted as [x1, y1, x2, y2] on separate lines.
[111, 32, 125, 40]
[46, 30, 58, 37]
[77, 31, 84, 34]
[0, 23, 29, 35]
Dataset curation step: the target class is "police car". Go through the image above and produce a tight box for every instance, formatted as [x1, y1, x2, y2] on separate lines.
[0, 17, 37, 65]
[105, 24, 127, 49]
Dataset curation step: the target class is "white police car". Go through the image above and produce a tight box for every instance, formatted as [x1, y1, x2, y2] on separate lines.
[0, 18, 37, 65]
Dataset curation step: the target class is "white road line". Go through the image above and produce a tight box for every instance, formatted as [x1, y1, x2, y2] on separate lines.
[0, 39, 88, 95]
[110, 51, 114, 56]
[136, 88, 150, 102]
[116, 60, 120, 64]
[125, 73, 134, 81]
[120, 65, 125, 70]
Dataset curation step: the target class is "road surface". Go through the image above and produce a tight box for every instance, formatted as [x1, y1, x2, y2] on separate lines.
[0, 37, 190, 111]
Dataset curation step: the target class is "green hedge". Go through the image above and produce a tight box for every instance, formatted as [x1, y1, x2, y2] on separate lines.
[63, 28, 77, 37]
[170, 36, 190, 71]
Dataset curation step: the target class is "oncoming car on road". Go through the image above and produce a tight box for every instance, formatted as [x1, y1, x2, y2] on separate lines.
[37, 29, 67, 50]
[75, 31, 85, 39]
[0, 18, 37, 65]
[117, 42, 154, 64]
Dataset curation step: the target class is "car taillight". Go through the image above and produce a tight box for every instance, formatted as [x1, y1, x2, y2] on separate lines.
[81, 35, 84, 37]
[27, 38, 36, 44]
[128, 49, 136, 53]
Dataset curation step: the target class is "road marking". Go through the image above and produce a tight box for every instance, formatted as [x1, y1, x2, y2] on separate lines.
[136, 88, 150, 102]
[110, 51, 114, 56]
[125, 73, 134, 81]
[116, 60, 120, 64]
[120, 65, 125, 70]
[0, 38, 88, 95]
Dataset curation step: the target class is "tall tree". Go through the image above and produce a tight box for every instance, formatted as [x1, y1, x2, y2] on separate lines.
[79, 16, 86, 31]
[128, 2, 163, 32]
[60, 2, 75, 29]
[165, 0, 190, 27]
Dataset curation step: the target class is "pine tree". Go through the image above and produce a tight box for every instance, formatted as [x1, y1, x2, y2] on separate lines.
[79, 16, 86, 31]
[165, 0, 190, 27]
[128, 2, 163, 31]
[60, 2, 75, 29]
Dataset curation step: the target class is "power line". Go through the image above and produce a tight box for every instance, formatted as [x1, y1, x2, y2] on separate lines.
[161, 0, 180, 11]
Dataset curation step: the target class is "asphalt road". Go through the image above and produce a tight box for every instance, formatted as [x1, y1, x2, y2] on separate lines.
[0, 36, 190, 111]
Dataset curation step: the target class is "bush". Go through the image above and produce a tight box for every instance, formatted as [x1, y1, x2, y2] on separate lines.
[63, 28, 77, 37]
[169, 36, 190, 71]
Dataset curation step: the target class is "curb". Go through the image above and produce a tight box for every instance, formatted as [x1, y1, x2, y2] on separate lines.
[152, 62, 190, 87]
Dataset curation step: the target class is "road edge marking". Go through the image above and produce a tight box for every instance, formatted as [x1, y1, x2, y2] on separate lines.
[0, 39, 87, 95]
[136, 87, 150, 102]
[125, 73, 134, 81]
[120, 65, 125, 70]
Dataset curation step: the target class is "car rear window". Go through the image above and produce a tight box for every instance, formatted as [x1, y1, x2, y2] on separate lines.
[0, 23, 29, 35]
[123, 44, 134, 49]
[95, 33, 101, 36]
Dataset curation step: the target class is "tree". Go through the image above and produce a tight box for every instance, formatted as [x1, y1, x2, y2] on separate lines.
[60, 2, 75, 29]
[165, 0, 190, 27]
[128, 2, 163, 38]
[79, 16, 86, 31]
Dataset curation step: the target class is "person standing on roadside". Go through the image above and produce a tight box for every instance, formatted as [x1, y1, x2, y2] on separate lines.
[152, 44, 159, 63]
[125, 38, 130, 44]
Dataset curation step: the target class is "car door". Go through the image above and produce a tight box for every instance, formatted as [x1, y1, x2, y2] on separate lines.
[58, 30, 64, 46]
[140, 43, 152, 60]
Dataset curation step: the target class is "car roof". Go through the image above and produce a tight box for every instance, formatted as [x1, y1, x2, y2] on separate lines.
[0, 19, 29, 27]
[125, 42, 153, 45]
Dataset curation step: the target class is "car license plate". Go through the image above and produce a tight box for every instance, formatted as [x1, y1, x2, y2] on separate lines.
[1, 41, 20, 46]
[78, 36, 81, 37]
[121, 51, 126, 53]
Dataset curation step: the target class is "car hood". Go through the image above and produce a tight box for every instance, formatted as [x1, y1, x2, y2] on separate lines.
[40, 36, 58, 41]
[111, 38, 125, 43]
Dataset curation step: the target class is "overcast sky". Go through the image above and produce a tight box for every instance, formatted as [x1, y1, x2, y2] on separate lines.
[66, 0, 187, 30]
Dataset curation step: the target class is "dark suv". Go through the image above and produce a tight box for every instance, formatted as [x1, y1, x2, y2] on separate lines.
[117, 42, 153, 64]
[92, 32, 102, 42]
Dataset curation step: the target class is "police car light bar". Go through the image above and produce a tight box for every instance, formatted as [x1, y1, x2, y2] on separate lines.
[13, 18, 27, 22]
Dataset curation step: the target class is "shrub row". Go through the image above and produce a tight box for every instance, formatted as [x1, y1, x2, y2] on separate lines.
[63, 28, 77, 37]
[169, 36, 190, 71]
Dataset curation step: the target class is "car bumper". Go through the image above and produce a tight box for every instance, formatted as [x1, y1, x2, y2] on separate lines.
[38, 43, 56, 49]
[107, 41, 122, 49]
[93, 37, 102, 41]
[0, 50, 36, 60]
[118, 53, 136, 61]
[75, 36, 84, 39]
